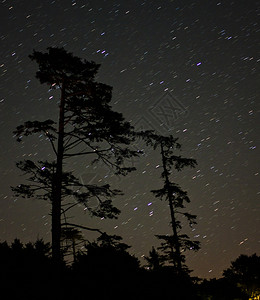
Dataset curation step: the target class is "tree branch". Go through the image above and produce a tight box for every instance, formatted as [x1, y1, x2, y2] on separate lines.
[62, 222, 103, 234]
[45, 132, 58, 156]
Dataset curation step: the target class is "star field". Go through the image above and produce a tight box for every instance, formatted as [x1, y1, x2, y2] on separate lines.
[0, 0, 259, 279]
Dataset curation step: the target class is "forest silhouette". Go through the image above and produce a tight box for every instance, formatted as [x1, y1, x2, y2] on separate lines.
[5, 48, 259, 299]
[0, 238, 258, 299]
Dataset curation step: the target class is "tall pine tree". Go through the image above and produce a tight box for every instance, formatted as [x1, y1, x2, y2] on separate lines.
[12, 47, 138, 269]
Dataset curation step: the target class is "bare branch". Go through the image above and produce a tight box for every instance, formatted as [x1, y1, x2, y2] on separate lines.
[62, 222, 103, 234]
[62, 202, 79, 213]
[45, 132, 58, 156]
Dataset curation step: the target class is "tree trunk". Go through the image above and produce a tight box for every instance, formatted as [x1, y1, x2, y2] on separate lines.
[52, 80, 66, 269]
[168, 192, 182, 271]
[160, 142, 182, 273]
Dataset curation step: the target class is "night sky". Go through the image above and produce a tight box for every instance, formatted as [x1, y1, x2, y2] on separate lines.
[0, 0, 259, 279]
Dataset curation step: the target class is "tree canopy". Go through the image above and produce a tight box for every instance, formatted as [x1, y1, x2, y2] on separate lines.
[223, 253, 260, 299]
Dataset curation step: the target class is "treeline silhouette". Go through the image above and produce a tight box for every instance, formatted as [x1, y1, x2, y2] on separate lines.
[0, 236, 258, 300]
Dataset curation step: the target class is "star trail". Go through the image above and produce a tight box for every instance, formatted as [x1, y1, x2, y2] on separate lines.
[0, 0, 259, 279]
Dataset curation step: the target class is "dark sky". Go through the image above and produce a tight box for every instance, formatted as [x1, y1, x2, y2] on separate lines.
[0, 0, 259, 279]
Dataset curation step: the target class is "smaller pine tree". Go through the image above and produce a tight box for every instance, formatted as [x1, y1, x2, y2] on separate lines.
[144, 133, 200, 274]
[144, 246, 164, 271]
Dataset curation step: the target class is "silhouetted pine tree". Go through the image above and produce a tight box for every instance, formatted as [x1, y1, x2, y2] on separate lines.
[12, 47, 138, 271]
[144, 246, 164, 271]
[61, 227, 85, 263]
[144, 133, 200, 274]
